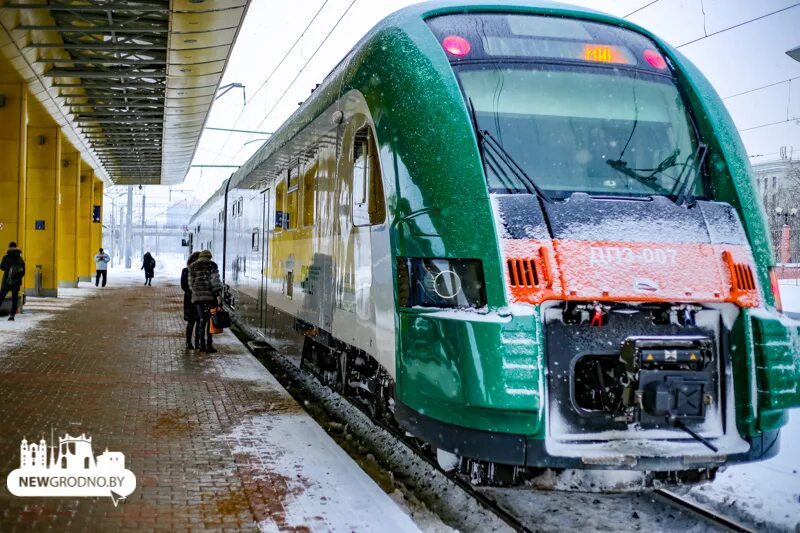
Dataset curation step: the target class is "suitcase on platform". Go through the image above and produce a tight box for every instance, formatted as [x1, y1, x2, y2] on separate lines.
[209, 307, 229, 334]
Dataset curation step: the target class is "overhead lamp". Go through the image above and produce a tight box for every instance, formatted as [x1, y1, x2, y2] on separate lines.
[787, 46, 800, 63]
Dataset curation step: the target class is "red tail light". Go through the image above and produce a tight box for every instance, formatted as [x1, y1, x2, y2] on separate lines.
[442, 35, 471, 57]
[643, 49, 667, 69]
[769, 267, 783, 313]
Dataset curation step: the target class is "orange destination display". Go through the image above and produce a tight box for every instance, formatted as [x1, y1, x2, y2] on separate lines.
[583, 44, 631, 64]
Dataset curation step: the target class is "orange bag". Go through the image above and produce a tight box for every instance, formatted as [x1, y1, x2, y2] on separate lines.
[209, 308, 224, 335]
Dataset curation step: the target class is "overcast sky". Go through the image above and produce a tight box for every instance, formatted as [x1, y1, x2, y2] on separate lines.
[178, 0, 800, 203]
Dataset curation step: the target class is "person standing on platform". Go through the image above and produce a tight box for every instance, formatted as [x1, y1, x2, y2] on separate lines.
[0, 241, 25, 321]
[142, 252, 156, 286]
[181, 251, 201, 349]
[94, 248, 111, 287]
[188, 250, 223, 353]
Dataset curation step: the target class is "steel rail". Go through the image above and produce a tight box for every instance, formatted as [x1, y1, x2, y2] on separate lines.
[653, 489, 757, 533]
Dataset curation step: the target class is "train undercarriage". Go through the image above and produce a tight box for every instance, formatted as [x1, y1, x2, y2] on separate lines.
[286, 299, 770, 490]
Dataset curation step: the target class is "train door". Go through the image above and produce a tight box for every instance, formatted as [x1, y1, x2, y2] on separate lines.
[333, 115, 383, 353]
[258, 188, 270, 336]
[316, 145, 337, 336]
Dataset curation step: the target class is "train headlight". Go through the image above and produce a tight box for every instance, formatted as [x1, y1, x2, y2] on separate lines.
[397, 258, 486, 308]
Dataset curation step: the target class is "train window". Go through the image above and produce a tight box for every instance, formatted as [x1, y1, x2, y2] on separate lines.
[287, 188, 298, 230]
[288, 167, 300, 190]
[302, 160, 316, 227]
[251, 229, 259, 252]
[352, 126, 386, 227]
[275, 180, 286, 231]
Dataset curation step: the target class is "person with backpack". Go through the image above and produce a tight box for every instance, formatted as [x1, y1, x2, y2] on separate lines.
[94, 248, 111, 287]
[142, 252, 156, 286]
[181, 251, 201, 349]
[0, 241, 26, 321]
[188, 250, 222, 353]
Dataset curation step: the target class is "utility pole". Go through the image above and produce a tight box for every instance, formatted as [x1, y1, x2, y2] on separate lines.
[125, 186, 133, 269]
[141, 194, 146, 258]
[110, 198, 116, 267]
[120, 206, 126, 265]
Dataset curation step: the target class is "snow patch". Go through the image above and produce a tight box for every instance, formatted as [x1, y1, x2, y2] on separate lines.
[422, 308, 512, 323]
[0, 287, 93, 356]
[530, 469, 647, 492]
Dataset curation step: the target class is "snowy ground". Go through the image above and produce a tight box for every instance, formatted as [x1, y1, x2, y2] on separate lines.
[0, 254, 184, 354]
[781, 279, 800, 320]
[688, 412, 800, 532]
[205, 336, 422, 532]
[684, 279, 800, 532]
[106, 251, 187, 285]
[0, 288, 91, 355]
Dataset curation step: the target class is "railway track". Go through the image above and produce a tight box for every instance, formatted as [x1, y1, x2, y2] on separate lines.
[239, 330, 755, 533]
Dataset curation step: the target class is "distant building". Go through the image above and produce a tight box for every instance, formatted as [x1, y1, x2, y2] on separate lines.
[752, 150, 800, 263]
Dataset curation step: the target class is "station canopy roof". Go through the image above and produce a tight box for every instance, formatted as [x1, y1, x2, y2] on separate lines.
[0, 0, 249, 185]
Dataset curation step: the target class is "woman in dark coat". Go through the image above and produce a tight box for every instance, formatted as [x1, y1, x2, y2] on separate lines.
[0, 241, 25, 321]
[181, 251, 201, 349]
[141, 252, 156, 286]
[188, 250, 223, 353]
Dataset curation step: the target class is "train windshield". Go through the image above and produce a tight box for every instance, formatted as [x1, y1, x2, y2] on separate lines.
[427, 14, 705, 201]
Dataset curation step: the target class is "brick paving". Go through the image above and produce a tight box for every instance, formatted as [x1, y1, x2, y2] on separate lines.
[0, 277, 417, 532]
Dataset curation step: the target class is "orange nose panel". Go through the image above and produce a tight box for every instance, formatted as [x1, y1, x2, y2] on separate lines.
[502, 239, 759, 307]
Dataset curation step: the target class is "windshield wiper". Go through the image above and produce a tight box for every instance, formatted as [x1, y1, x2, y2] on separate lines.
[466, 97, 552, 203]
[674, 143, 708, 206]
[606, 148, 681, 186]
[480, 130, 553, 203]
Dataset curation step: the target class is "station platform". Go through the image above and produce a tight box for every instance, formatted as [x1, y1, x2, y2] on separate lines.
[0, 267, 419, 532]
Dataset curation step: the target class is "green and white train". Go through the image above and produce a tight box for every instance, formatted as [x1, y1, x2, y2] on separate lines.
[190, 0, 800, 485]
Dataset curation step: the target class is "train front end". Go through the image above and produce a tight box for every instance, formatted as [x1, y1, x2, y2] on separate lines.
[393, 5, 800, 485]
